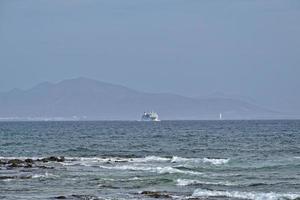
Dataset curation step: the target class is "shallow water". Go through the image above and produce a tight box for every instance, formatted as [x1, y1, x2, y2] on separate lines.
[0, 120, 300, 200]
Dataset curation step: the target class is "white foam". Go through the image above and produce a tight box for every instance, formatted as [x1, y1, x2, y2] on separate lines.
[192, 189, 300, 200]
[128, 177, 142, 181]
[32, 172, 58, 179]
[2, 178, 13, 182]
[63, 156, 230, 166]
[132, 156, 171, 162]
[177, 179, 202, 186]
[0, 155, 229, 165]
[171, 156, 191, 163]
[156, 166, 203, 175]
[99, 165, 202, 175]
[203, 158, 229, 165]
[100, 165, 152, 171]
[171, 156, 230, 165]
[176, 179, 234, 186]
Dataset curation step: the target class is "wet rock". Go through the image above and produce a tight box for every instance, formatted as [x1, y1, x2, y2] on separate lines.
[0, 176, 31, 180]
[8, 159, 24, 165]
[0, 176, 15, 180]
[8, 163, 18, 168]
[6, 159, 27, 168]
[25, 158, 34, 163]
[0, 160, 7, 165]
[55, 196, 67, 199]
[141, 191, 172, 198]
[24, 163, 33, 168]
[19, 176, 32, 180]
[36, 165, 54, 169]
[1, 156, 66, 169]
[40, 156, 65, 163]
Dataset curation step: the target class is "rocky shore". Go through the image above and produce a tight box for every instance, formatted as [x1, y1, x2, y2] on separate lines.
[0, 156, 65, 169]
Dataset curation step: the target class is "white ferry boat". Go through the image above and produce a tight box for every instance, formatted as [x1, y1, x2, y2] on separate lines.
[141, 111, 160, 121]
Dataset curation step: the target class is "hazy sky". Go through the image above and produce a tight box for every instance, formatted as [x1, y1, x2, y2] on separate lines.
[0, 0, 299, 113]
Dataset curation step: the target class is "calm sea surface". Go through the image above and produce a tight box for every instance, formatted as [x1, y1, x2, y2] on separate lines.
[0, 120, 299, 200]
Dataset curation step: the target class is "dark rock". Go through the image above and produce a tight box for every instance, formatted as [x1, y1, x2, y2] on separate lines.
[37, 165, 54, 169]
[6, 159, 27, 168]
[55, 196, 67, 199]
[0, 176, 31, 180]
[141, 191, 172, 198]
[25, 158, 34, 163]
[0, 176, 15, 180]
[8, 162, 22, 168]
[24, 163, 33, 168]
[0, 160, 7, 165]
[41, 156, 65, 162]
[7, 159, 24, 165]
[19, 176, 32, 180]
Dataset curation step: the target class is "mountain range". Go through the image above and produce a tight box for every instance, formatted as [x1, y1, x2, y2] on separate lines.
[0, 77, 281, 120]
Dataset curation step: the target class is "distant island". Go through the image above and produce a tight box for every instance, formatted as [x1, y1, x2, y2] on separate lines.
[0, 77, 287, 121]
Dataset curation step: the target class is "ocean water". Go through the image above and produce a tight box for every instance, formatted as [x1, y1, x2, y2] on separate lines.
[0, 120, 299, 200]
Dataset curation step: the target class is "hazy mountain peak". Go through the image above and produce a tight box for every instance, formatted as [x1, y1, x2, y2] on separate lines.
[60, 77, 102, 84]
[0, 78, 285, 120]
[56, 77, 133, 90]
[30, 81, 54, 91]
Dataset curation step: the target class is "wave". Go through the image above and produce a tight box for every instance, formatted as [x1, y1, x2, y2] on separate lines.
[0, 173, 58, 181]
[132, 156, 171, 162]
[32, 172, 58, 179]
[0, 155, 230, 166]
[203, 157, 229, 165]
[177, 179, 283, 187]
[170, 156, 191, 163]
[5, 155, 298, 171]
[171, 156, 230, 165]
[127, 177, 142, 181]
[192, 189, 300, 200]
[176, 179, 235, 186]
[156, 166, 203, 175]
[63, 156, 229, 165]
[64, 156, 171, 163]
[99, 165, 203, 175]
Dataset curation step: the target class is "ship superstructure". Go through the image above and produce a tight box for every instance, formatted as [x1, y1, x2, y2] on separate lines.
[141, 111, 160, 121]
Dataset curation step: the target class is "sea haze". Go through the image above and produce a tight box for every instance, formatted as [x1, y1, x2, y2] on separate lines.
[0, 77, 282, 121]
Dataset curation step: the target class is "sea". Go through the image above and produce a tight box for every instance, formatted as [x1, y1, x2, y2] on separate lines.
[0, 120, 299, 200]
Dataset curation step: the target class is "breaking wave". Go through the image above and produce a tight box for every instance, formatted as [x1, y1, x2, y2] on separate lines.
[192, 189, 300, 200]
[176, 179, 235, 186]
[32, 172, 58, 179]
[0, 155, 230, 166]
[63, 156, 229, 165]
[203, 157, 229, 165]
[100, 165, 203, 175]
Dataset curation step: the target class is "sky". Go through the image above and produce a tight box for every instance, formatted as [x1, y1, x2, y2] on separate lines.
[0, 0, 299, 113]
